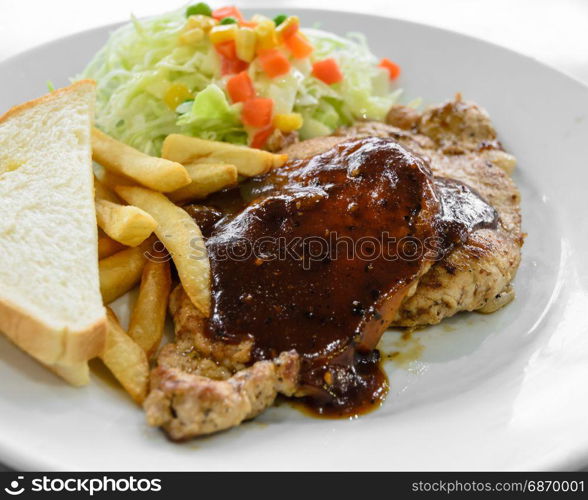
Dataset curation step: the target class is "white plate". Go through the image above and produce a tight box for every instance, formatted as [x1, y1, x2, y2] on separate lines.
[1, 8, 588, 472]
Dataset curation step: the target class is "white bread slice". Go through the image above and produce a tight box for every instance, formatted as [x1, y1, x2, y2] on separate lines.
[0, 80, 106, 385]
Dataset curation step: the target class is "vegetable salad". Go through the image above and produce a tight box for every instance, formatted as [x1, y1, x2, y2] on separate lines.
[82, 4, 403, 154]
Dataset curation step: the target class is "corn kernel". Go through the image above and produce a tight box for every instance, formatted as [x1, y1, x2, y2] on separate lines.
[179, 27, 205, 45]
[163, 83, 192, 110]
[254, 19, 278, 51]
[235, 27, 257, 63]
[273, 113, 303, 132]
[185, 14, 217, 32]
[209, 24, 238, 45]
[276, 16, 300, 41]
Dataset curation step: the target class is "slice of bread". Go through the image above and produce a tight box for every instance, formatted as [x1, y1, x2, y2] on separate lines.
[0, 80, 106, 386]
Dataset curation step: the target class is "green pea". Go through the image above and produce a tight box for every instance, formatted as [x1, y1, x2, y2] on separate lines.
[273, 14, 288, 26]
[185, 3, 212, 18]
[219, 17, 238, 25]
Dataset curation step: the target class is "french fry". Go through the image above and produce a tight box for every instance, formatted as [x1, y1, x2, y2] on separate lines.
[169, 162, 238, 203]
[94, 163, 136, 190]
[114, 185, 211, 316]
[95, 199, 157, 247]
[128, 257, 172, 358]
[98, 233, 126, 259]
[100, 308, 149, 404]
[94, 177, 121, 203]
[95, 175, 157, 246]
[162, 134, 287, 177]
[92, 128, 191, 192]
[99, 244, 149, 304]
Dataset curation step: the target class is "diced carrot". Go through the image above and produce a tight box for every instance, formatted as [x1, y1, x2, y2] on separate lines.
[280, 22, 298, 40]
[276, 16, 300, 42]
[312, 58, 343, 85]
[379, 58, 401, 80]
[257, 49, 291, 78]
[227, 71, 256, 103]
[251, 126, 275, 149]
[241, 98, 273, 127]
[284, 32, 313, 59]
[221, 56, 248, 76]
[212, 6, 244, 22]
[215, 40, 237, 60]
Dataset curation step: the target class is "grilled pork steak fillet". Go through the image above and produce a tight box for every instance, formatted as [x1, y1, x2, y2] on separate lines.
[163, 136, 496, 420]
[145, 97, 521, 439]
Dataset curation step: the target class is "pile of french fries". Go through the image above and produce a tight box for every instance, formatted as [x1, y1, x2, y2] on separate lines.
[92, 128, 287, 404]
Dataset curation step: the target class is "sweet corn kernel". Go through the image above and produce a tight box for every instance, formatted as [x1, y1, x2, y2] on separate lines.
[209, 24, 238, 44]
[235, 27, 257, 62]
[185, 14, 217, 32]
[163, 83, 192, 110]
[276, 16, 300, 41]
[254, 19, 278, 51]
[179, 27, 205, 45]
[273, 113, 303, 132]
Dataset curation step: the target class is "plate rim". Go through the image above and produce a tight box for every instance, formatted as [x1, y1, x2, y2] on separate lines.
[1, 8, 588, 472]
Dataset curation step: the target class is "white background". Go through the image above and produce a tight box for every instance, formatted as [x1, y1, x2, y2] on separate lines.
[0, 0, 587, 472]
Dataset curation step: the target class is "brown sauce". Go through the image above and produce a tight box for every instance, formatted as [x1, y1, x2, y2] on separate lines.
[433, 177, 498, 248]
[185, 137, 498, 417]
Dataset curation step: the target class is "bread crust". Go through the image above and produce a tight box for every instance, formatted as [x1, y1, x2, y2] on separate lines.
[0, 80, 106, 386]
[0, 296, 106, 385]
[0, 79, 96, 125]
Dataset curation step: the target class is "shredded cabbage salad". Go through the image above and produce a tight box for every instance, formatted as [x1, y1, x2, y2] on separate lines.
[81, 5, 402, 155]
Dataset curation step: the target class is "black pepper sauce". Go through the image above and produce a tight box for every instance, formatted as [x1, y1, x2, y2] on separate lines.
[433, 177, 498, 247]
[185, 137, 498, 418]
[200, 138, 440, 416]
